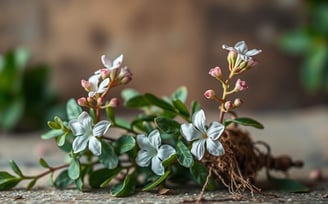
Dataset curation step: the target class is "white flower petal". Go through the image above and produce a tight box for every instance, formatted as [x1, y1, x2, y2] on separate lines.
[235, 41, 247, 53]
[97, 78, 109, 94]
[191, 139, 206, 160]
[148, 129, 161, 149]
[157, 145, 176, 161]
[88, 91, 96, 97]
[207, 121, 224, 140]
[192, 109, 206, 133]
[151, 156, 164, 176]
[93, 120, 111, 137]
[206, 139, 225, 156]
[180, 123, 202, 141]
[112, 54, 123, 69]
[88, 75, 99, 90]
[69, 119, 84, 136]
[222, 44, 235, 51]
[72, 135, 89, 153]
[88, 136, 102, 156]
[136, 150, 153, 167]
[101, 55, 112, 69]
[246, 49, 262, 57]
[137, 134, 152, 150]
[79, 112, 93, 130]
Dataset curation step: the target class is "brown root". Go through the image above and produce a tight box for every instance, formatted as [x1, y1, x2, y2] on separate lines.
[199, 127, 303, 200]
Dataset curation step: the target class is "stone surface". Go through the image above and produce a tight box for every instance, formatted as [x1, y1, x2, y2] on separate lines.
[0, 107, 327, 203]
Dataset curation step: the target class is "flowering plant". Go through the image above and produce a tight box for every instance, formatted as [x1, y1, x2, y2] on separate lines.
[0, 41, 306, 201]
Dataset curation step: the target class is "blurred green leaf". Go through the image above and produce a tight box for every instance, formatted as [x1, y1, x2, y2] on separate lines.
[0, 171, 21, 190]
[280, 30, 311, 55]
[0, 98, 24, 131]
[142, 170, 170, 191]
[125, 95, 149, 108]
[224, 117, 264, 129]
[111, 173, 136, 197]
[312, 3, 328, 34]
[99, 141, 118, 169]
[144, 93, 175, 112]
[176, 141, 194, 168]
[9, 160, 23, 177]
[106, 107, 115, 123]
[54, 170, 74, 189]
[39, 158, 50, 169]
[74, 178, 83, 191]
[66, 98, 82, 120]
[89, 167, 122, 188]
[68, 159, 80, 180]
[41, 129, 65, 139]
[115, 135, 136, 154]
[155, 117, 181, 134]
[171, 86, 188, 103]
[26, 178, 37, 190]
[121, 88, 140, 104]
[190, 162, 216, 190]
[267, 173, 309, 192]
[172, 99, 190, 118]
[191, 100, 201, 116]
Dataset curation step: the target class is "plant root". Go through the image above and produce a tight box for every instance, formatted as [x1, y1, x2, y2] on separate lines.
[198, 127, 303, 201]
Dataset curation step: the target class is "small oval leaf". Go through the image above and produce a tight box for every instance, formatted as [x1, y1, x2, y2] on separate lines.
[41, 129, 65, 140]
[99, 142, 118, 169]
[224, 117, 264, 129]
[9, 160, 23, 177]
[89, 168, 122, 188]
[111, 173, 136, 197]
[142, 170, 171, 191]
[68, 159, 80, 180]
[66, 98, 82, 120]
[176, 141, 194, 168]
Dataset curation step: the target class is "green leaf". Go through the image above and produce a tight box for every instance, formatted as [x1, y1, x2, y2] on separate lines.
[39, 158, 50, 169]
[267, 173, 309, 193]
[172, 99, 190, 118]
[9, 160, 23, 177]
[121, 88, 140, 104]
[0, 171, 21, 190]
[176, 141, 194, 168]
[75, 178, 83, 191]
[54, 170, 74, 189]
[280, 30, 311, 55]
[155, 117, 181, 134]
[171, 86, 188, 103]
[301, 46, 327, 92]
[106, 107, 115, 123]
[115, 118, 131, 130]
[0, 98, 24, 131]
[125, 95, 149, 108]
[68, 159, 80, 180]
[27, 179, 37, 190]
[190, 162, 216, 190]
[89, 167, 122, 188]
[41, 129, 65, 139]
[142, 170, 171, 191]
[66, 98, 82, 120]
[191, 100, 201, 116]
[111, 173, 136, 197]
[115, 135, 136, 154]
[56, 134, 67, 146]
[99, 142, 118, 169]
[47, 121, 61, 129]
[224, 117, 264, 129]
[144, 93, 176, 112]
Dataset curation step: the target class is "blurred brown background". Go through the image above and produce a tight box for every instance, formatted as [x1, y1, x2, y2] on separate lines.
[1, 0, 326, 111]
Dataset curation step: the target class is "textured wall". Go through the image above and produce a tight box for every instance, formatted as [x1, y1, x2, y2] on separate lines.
[1, 0, 325, 110]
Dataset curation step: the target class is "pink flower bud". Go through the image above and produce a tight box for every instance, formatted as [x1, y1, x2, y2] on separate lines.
[81, 80, 90, 90]
[109, 97, 120, 108]
[224, 101, 233, 110]
[235, 79, 248, 91]
[77, 97, 87, 107]
[204, 89, 216, 99]
[100, 68, 110, 79]
[233, 98, 243, 107]
[209, 66, 222, 79]
[97, 97, 104, 105]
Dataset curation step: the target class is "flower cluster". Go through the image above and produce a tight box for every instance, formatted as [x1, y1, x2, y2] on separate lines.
[205, 41, 261, 118]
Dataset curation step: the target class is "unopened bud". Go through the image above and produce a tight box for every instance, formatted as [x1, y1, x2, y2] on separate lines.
[81, 80, 90, 90]
[108, 97, 120, 108]
[235, 79, 248, 91]
[233, 98, 243, 107]
[209, 66, 222, 79]
[204, 89, 216, 99]
[97, 97, 104, 105]
[227, 51, 237, 71]
[224, 101, 233, 110]
[87, 97, 94, 103]
[100, 68, 110, 79]
[77, 97, 88, 107]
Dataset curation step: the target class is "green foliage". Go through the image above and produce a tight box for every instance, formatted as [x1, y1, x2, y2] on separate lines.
[190, 162, 217, 190]
[176, 141, 194, 168]
[99, 141, 118, 169]
[0, 172, 21, 190]
[280, 1, 328, 93]
[224, 117, 264, 129]
[54, 170, 74, 189]
[111, 173, 136, 197]
[0, 48, 62, 132]
[89, 168, 122, 188]
[142, 170, 171, 191]
[267, 173, 309, 193]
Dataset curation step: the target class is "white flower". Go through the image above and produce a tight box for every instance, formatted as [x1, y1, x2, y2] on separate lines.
[101, 54, 124, 70]
[222, 41, 261, 61]
[136, 129, 176, 176]
[87, 75, 109, 97]
[69, 111, 111, 156]
[180, 109, 225, 160]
